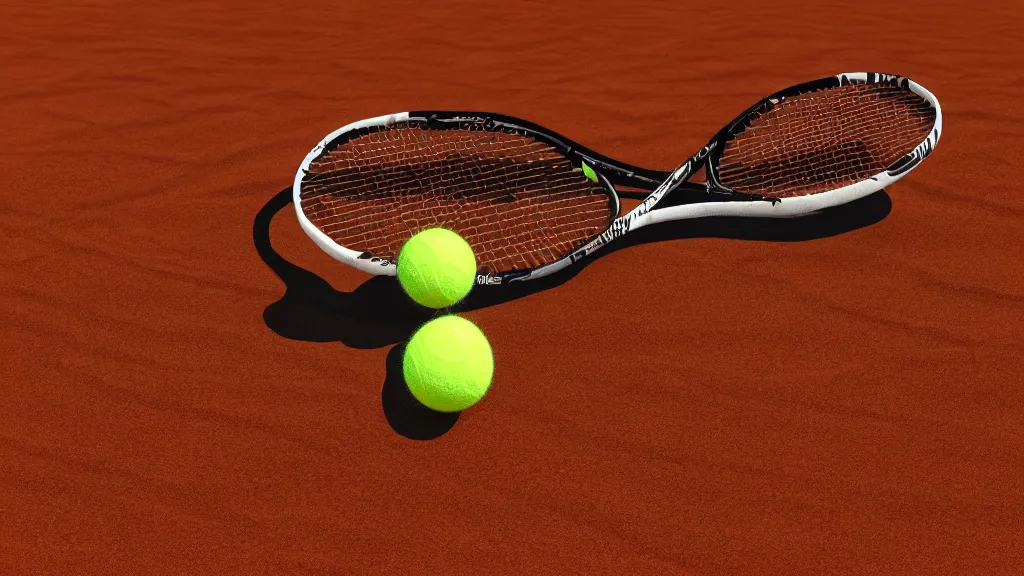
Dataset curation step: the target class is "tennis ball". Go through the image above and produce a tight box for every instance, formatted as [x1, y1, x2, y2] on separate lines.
[397, 228, 477, 309]
[403, 315, 494, 413]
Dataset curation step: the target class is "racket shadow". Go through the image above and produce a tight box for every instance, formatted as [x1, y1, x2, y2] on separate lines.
[255, 187, 433, 350]
[256, 186, 889, 439]
[256, 186, 892, 347]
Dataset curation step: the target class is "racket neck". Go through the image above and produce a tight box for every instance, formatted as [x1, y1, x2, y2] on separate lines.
[560, 144, 713, 264]
[624, 143, 715, 229]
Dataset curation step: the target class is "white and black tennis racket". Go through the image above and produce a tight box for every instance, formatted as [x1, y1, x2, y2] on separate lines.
[293, 72, 941, 285]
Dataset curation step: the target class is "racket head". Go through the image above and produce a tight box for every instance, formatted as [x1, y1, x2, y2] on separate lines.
[701, 72, 942, 215]
[293, 73, 943, 285]
[293, 111, 646, 283]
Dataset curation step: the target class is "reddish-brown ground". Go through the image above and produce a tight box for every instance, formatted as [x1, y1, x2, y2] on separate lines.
[2, 1, 1022, 574]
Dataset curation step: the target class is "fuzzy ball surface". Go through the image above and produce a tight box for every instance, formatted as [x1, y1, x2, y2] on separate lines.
[396, 228, 476, 309]
[403, 315, 494, 413]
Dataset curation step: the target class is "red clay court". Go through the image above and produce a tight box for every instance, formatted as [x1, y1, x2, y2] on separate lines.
[2, 1, 1021, 574]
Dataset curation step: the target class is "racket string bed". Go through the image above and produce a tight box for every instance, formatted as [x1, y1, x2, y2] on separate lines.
[717, 83, 937, 198]
[299, 121, 614, 273]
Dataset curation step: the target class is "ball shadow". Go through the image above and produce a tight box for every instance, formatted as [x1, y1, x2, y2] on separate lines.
[381, 342, 459, 440]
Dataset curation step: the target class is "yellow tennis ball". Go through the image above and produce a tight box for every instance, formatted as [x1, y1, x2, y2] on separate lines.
[403, 315, 494, 413]
[397, 228, 477, 309]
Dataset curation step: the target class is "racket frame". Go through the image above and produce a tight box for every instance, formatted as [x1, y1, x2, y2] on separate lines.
[293, 72, 942, 285]
[293, 110, 694, 281]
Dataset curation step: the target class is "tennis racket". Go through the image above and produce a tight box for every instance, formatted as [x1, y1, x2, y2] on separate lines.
[293, 72, 941, 285]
